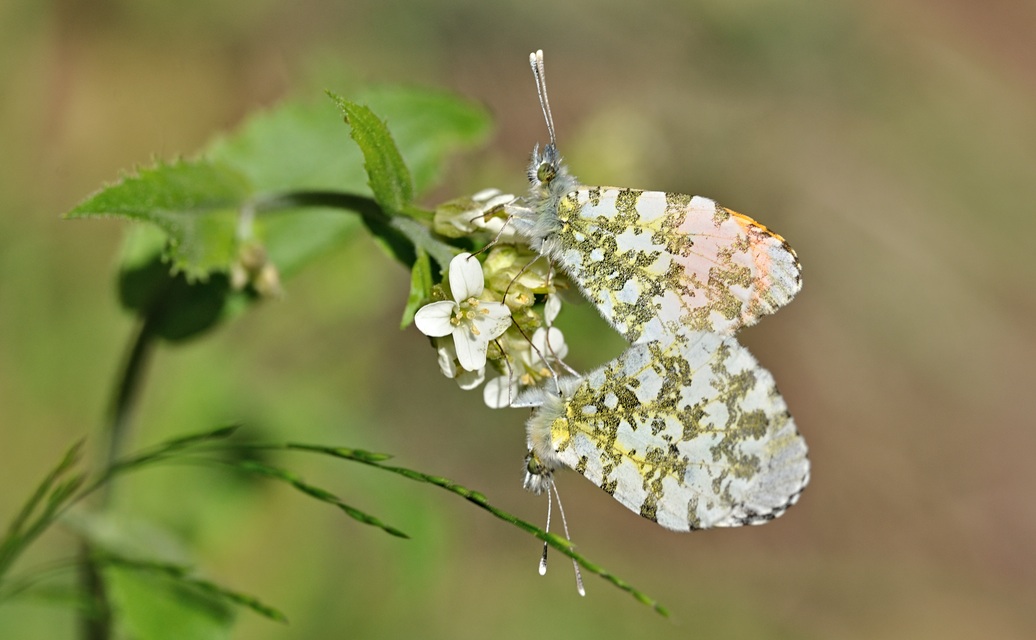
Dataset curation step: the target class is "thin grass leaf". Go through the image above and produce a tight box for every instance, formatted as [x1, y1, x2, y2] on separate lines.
[281, 443, 393, 463]
[279, 442, 669, 616]
[100, 425, 241, 483]
[0, 442, 86, 581]
[378, 463, 669, 615]
[227, 459, 409, 539]
[4, 441, 83, 539]
[47, 474, 87, 506]
[97, 554, 287, 624]
[159, 425, 240, 450]
[0, 558, 85, 604]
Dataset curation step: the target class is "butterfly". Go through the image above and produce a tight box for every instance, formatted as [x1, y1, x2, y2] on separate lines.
[517, 331, 809, 531]
[506, 51, 802, 345]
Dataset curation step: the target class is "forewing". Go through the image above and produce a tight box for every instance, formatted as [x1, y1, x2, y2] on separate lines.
[545, 188, 801, 343]
[549, 332, 808, 531]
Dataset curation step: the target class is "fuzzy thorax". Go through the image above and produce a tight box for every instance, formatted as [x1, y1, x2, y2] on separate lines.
[521, 377, 579, 494]
[507, 142, 578, 250]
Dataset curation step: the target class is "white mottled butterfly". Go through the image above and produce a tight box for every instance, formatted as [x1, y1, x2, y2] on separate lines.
[506, 50, 802, 346]
[516, 331, 809, 532]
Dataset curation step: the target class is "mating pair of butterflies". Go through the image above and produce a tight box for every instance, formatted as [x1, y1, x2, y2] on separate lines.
[505, 51, 809, 532]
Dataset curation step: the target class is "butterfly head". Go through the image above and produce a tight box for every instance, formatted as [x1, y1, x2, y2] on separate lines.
[523, 449, 553, 495]
[527, 142, 573, 195]
[524, 51, 578, 205]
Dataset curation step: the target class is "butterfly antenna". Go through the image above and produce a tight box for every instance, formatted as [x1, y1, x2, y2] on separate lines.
[551, 480, 585, 596]
[530, 50, 557, 147]
[539, 481, 553, 576]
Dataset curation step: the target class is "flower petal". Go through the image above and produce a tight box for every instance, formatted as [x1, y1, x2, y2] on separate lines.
[483, 375, 517, 408]
[449, 252, 484, 301]
[472, 187, 503, 202]
[482, 192, 517, 209]
[472, 302, 512, 342]
[436, 341, 458, 378]
[453, 328, 489, 371]
[532, 326, 567, 361]
[544, 293, 562, 324]
[456, 367, 485, 390]
[414, 301, 457, 337]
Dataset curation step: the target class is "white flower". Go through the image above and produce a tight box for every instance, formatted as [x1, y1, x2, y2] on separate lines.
[544, 292, 562, 324]
[436, 340, 486, 389]
[484, 326, 568, 408]
[415, 253, 512, 372]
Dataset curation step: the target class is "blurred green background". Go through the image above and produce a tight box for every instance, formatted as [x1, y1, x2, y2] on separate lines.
[2, 0, 1035, 638]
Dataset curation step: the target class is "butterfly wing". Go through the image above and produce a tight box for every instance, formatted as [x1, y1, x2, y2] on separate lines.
[527, 331, 808, 531]
[539, 187, 801, 344]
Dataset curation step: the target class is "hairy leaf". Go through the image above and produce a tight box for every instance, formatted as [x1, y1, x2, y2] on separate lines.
[327, 93, 414, 215]
[67, 160, 252, 280]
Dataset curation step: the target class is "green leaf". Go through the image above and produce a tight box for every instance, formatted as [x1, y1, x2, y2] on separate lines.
[401, 247, 433, 329]
[68, 88, 490, 284]
[67, 159, 253, 280]
[206, 87, 491, 197]
[205, 100, 366, 194]
[66, 87, 493, 346]
[360, 87, 492, 194]
[120, 252, 237, 342]
[326, 93, 414, 215]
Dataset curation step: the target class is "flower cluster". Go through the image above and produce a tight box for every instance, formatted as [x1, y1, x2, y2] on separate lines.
[414, 195, 571, 408]
[415, 252, 512, 374]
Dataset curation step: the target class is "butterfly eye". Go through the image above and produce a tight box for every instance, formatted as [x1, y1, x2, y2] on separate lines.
[526, 451, 547, 476]
[536, 162, 556, 184]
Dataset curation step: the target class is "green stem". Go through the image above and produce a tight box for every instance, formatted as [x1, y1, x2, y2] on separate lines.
[78, 317, 157, 640]
[77, 542, 111, 640]
[253, 190, 457, 269]
[101, 318, 157, 498]
[252, 190, 386, 216]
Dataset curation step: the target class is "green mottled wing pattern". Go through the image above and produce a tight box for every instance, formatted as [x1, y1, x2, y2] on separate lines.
[531, 332, 808, 531]
[539, 187, 801, 344]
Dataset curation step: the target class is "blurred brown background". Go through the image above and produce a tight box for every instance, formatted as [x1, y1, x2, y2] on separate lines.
[1, 0, 1035, 638]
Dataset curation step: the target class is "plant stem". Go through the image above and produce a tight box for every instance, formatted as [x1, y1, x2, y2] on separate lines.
[101, 318, 157, 500]
[78, 317, 157, 640]
[77, 541, 112, 640]
[253, 190, 457, 270]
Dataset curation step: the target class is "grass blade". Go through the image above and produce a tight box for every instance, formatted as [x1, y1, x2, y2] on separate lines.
[227, 459, 409, 539]
[0, 442, 86, 581]
[279, 442, 670, 616]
